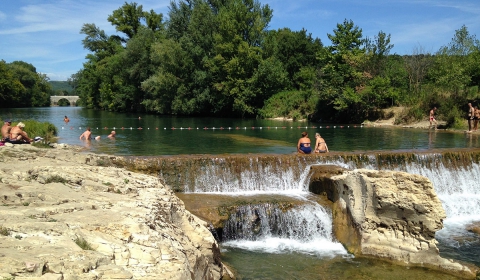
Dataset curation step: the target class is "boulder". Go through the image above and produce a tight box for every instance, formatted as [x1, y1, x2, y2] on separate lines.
[309, 165, 477, 279]
[0, 144, 234, 279]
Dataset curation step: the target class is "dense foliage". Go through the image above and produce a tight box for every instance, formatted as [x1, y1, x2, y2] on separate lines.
[0, 60, 52, 108]
[3, 1, 479, 126]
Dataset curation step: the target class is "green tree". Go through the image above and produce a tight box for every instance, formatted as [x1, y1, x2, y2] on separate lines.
[263, 28, 322, 89]
[0, 60, 25, 107]
[208, 0, 273, 116]
[76, 2, 164, 112]
[107, 2, 162, 40]
[5, 61, 51, 107]
[316, 19, 367, 121]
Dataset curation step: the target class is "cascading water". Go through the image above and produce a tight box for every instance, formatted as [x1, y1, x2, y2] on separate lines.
[221, 203, 347, 257]
[186, 161, 316, 194]
[178, 159, 349, 258]
[125, 151, 480, 275]
[401, 161, 480, 266]
[324, 154, 480, 266]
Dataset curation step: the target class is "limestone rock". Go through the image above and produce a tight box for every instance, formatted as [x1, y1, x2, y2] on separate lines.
[0, 144, 233, 279]
[324, 168, 476, 279]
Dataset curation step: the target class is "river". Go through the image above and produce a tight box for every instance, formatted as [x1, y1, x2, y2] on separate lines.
[2, 107, 479, 279]
[2, 106, 479, 155]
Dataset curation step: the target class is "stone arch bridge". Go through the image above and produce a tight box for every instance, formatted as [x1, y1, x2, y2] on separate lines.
[50, 96, 80, 106]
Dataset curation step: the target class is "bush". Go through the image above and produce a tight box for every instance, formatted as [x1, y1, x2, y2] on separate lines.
[0, 226, 9, 236]
[45, 175, 68, 184]
[74, 237, 94, 250]
[259, 90, 318, 120]
[444, 106, 467, 129]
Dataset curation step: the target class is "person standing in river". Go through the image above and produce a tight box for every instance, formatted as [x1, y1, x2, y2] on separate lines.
[473, 106, 480, 131]
[429, 107, 437, 130]
[467, 103, 475, 132]
[297, 131, 312, 154]
[79, 127, 92, 140]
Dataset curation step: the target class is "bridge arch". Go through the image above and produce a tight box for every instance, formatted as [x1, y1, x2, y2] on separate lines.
[50, 96, 80, 106]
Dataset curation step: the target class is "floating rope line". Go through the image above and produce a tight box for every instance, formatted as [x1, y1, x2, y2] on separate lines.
[62, 125, 364, 130]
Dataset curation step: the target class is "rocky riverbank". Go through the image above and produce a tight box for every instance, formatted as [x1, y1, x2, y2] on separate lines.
[0, 144, 234, 279]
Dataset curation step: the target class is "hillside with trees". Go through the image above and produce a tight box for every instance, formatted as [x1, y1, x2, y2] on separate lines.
[71, 1, 479, 126]
[49, 81, 74, 96]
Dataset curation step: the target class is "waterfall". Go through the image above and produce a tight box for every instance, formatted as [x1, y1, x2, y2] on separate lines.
[187, 162, 314, 194]
[403, 162, 480, 223]
[221, 202, 347, 257]
[122, 151, 480, 264]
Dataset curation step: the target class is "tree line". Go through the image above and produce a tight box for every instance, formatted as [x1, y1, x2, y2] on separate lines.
[3, 0, 480, 126]
[0, 61, 77, 107]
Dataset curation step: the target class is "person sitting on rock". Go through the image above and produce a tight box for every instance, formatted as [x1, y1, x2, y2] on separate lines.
[1, 119, 12, 141]
[8, 122, 33, 144]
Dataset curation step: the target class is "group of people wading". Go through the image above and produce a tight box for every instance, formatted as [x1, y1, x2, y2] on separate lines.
[297, 131, 329, 154]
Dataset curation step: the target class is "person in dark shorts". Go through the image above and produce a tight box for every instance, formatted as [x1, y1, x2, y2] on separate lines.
[8, 122, 33, 144]
[468, 103, 475, 132]
[473, 106, 480, 131]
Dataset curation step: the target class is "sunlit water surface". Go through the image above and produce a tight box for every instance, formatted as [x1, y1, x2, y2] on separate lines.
[2, 107, 479, 155]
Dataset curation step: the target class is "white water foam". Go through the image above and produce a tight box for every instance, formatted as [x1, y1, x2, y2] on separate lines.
[404, 162, 480, 224]
[222, 237, 347, 257]
[221, 203, 348, 257]
[188, 163, 316, 193]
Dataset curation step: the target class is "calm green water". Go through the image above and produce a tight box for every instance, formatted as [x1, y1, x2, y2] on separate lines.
[2, 107, 479, 155]
[221, 249, 461, 280]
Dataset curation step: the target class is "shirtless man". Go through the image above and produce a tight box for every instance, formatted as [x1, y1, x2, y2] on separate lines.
[314, 133, 329, 153]
[79, 127, 92, 140]
[474, 106, 480, 131]
[108, 131, 116, 138]
[1, 119, 12, 141]
[429, 107, 437, 130]
[9, 122, 32, 143]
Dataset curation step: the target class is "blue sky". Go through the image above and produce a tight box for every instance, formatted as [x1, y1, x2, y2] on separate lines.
[1, 0, 479, 81]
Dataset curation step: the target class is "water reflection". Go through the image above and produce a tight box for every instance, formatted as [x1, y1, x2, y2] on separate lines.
[428, 130, 436, 149]
[464, 131, 479, 148]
